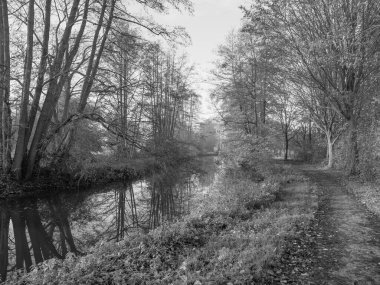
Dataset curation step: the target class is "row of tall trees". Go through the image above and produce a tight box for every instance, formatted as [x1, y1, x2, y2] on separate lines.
[99, 38, 197, 158]
[0, 0, 195, 182]
[213, 0, 380, 175]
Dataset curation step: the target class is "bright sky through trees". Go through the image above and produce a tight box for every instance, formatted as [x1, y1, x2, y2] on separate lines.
[157, 0, 247, 119]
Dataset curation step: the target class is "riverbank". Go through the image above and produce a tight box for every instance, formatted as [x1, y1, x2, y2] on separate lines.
[4, 163, 317, 284]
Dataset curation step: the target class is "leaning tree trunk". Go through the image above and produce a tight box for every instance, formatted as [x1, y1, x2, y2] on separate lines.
[52, 0, 116, 165]
[13, 0, 35, 180]
[26, 0, 52, 146]
[24, 0, 81, 180]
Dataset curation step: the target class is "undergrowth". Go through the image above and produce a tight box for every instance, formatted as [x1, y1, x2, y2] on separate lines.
[344, 178, 380, 217]
[4, 163, 315, 285]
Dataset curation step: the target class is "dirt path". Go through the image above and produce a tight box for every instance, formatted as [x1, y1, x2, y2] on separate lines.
[277, 169, 380, 284]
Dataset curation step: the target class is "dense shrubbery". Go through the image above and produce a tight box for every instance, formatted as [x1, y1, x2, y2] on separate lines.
[4, 163, 315, 285]
[67, 138, 199, 186]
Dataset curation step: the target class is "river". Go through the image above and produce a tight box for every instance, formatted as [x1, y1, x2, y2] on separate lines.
[0, 157, 218, 281]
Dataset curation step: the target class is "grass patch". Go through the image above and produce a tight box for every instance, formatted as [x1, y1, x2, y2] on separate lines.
[4, 164, 317, 285]
[344, 178, 380, 216]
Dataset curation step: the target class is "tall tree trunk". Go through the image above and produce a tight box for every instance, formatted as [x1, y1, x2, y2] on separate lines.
[24, 0, 81, 180]
[52, 0, 116, 164]
[326, 132, 334, 169]
[308, 117, 312, 161]
[61, 75, 73, 122]
[0, 0, 12, 173]
[26, 0, 52, 145]
[261, 99, 266, 124]
[13, 0, 35, 180]
[48, 0, 90, 168]
[0, 0, 5, 169]
[284, 128, 289, 161]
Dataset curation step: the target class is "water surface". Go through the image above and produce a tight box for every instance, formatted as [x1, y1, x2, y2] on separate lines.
[0, 158, 218, 281]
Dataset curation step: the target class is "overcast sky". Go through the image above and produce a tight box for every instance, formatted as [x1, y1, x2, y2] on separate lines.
[157, 0, 247, 120]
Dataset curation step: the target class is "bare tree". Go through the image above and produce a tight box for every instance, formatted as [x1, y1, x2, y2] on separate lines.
[248, 0, 380, 174]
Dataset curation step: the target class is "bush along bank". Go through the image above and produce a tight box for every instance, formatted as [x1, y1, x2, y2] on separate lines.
[4, 164, 317, 285]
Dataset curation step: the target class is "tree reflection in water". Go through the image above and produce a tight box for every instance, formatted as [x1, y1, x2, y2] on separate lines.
[0, 197, 77, 281]
[147, 174, 193, 229]
[0, 158, 217, 282]
[114, 181, 139, 241]
[112, 171, 195, 240]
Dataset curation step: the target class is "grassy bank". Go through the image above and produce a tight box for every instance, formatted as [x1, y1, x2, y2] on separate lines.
[4, 164, 317, 284]
[344, 178, 380, 217]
